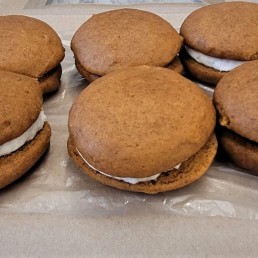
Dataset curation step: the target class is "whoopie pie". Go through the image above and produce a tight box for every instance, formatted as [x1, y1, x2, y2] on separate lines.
[68, 66, 217, 193]
[71, 9, 184, 82]
[0, 15, 65, 95]
[180, 2, 258, 85]
[0, 70, 51, 189]
[214, 61, 258, 175]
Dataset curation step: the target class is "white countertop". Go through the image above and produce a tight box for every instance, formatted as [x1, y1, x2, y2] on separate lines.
[1, 0, 258, 257]
[1, 213, 258, 257]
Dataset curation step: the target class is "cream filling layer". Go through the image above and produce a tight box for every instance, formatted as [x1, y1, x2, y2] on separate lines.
[0, 111, 46, 157]
[185, 46, 245, 71]
[77, 148, 181, 184]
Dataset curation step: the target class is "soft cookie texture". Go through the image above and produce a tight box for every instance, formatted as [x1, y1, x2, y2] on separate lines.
[0, 15, 65, 94]
[71, 9, 183, 81]
[68, 66, 217, 193]
[214, 61, 258, 175]
[180, 2, 258, 84]
[0, 70, 51, 189]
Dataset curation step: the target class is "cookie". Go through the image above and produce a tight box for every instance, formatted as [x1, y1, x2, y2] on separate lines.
[0, 15, 65, 94]
[220, 129, 258, 176]
[71, 9, 183, 81]
[76, 55, 184, 83]
[68, 66, 217, 193]
[214, 61, 258, 175]
[38, 65, 62, 95]
[0, 70, 51, 189]
[180, 2, 258, 85]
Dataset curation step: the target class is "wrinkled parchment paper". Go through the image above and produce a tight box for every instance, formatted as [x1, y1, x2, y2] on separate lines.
[1, 31, 258, 220]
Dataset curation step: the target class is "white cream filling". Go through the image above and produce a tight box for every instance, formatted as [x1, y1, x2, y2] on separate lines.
[185, 46, 245, 72]
[77, 148, 181, 184]
[0, 111, 46, 157]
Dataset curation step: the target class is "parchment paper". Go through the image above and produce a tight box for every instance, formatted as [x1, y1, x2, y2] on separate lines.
[1, 31, 258, 220]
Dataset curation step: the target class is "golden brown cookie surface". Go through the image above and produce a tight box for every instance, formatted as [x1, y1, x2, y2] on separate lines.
[180, 2, 258, 60]
[71, 9, 183, 76]
[0, 70, 42, 145]
[0, 15, 65, 78]
[69, 66, 216, 178]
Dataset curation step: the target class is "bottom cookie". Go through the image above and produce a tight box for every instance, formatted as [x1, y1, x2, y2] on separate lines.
[75, 56, 184, 83]
[38, 65, 62, 95]
[220, 129, 258, 176]
[180, 48, 226, 85]
[67, 134, 217, 194]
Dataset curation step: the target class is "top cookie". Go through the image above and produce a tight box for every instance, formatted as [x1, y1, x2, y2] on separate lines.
[71, 9, 183, 76]
[0, 15, 65, 78]
[0, 70, 42, 145]
[180, 2, 258, 60]
[69, 66, 215, 178]
[214, 61, 258, 142]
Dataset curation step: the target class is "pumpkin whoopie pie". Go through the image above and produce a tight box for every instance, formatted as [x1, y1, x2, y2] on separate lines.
[0, 70, 51, 189]
[180, 2, 258, 85]
[71, 9, 183, 82]
[214, 61, 258, 175]
[0, 15, 65, 95]
[68, 66, 217, 194]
